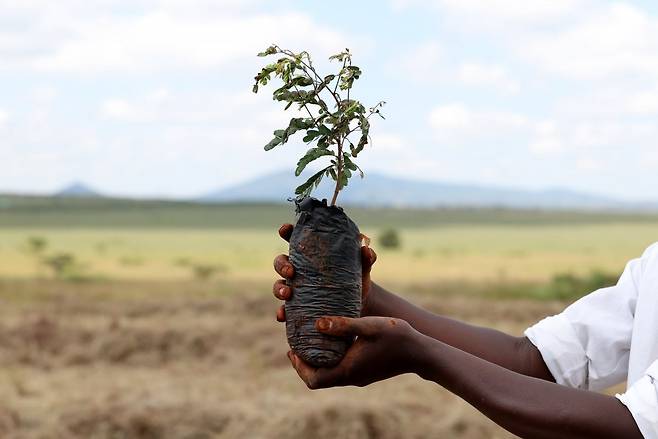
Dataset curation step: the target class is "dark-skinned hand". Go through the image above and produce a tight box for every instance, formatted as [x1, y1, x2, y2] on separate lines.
[272, 223, 377, 322]
[287, 315, 421, 389]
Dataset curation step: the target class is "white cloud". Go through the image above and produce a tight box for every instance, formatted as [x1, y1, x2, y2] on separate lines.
[576, 157, 603, 172]
[0, 1, 357, 74]
[428, 103, 471, 131]
[529, 120, 563, 155]
[29, 85, 58, 103]
[457, 63, 520, 94]
[434, 0, 581, 23]
[0, 109, 8, 127]
[100, 88, 288, 126]
[102, 99, 155, 122]
[42, 13, 348, 73]
[373, 133, 405, 151]
[428, 103, 527, 140]
[520, 3, 658, 80]
[388, 41, 442, 81]
[389, 42, 519, 94]
[625, 86, 658, 115]
[391, 0, 583, 27]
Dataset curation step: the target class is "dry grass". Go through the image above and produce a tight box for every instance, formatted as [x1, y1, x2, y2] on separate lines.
[0, 279, 567, 438]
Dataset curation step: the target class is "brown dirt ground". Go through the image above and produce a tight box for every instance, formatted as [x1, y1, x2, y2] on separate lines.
[0, 279, 568, 439]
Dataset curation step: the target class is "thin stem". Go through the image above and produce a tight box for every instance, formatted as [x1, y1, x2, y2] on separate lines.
[330, 140, 343, 206]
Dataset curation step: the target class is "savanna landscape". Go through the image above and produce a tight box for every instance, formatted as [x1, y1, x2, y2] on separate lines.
[1, 195, 657, 438]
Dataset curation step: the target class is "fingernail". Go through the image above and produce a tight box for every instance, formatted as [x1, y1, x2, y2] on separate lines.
[317, 318, 332, 331]
[278, 287, 286, 297]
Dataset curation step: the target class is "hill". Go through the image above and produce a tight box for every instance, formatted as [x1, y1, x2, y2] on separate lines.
[55, 182, 102, 198]
[202, 170, 649, 210]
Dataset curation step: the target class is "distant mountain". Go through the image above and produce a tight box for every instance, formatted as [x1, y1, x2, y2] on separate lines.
[202, 170, 653, 210]
[55, 182, 102, 198]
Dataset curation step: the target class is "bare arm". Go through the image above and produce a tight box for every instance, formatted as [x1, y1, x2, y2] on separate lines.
[366, 283, 554, 381]
[288, 317, 642, 439]
[415, 332, 641, 439]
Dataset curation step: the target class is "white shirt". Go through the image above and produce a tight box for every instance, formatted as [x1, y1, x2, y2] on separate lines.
[525, 242, 658, 438]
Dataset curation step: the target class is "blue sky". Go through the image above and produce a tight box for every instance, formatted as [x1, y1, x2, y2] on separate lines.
[1, 0, 657, 201]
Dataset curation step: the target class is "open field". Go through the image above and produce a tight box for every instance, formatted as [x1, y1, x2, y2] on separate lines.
[1, 222, 657, 288]
[0, 279, 568, 439]
[1, 200, 657, 437]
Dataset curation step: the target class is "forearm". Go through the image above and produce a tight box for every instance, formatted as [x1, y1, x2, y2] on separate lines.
[366, 283, 554, 380]
[413, 335, 642, 439]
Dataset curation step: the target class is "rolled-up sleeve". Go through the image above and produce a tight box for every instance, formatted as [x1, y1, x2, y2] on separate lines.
[617, 361, 658, 439]
[524, 254, 643, 391]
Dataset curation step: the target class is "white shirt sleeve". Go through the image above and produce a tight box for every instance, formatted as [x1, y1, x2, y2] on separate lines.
[617, 360, 658, 439]
[524, 250, 645, 391]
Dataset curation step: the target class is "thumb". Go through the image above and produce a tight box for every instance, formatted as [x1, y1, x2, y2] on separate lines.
[316, 316, 380, 337]
[361, 246, 377, 273]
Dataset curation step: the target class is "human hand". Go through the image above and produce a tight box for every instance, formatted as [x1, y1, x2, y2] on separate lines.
[272, 223, 377, 322]
[287, 316, 422, 389]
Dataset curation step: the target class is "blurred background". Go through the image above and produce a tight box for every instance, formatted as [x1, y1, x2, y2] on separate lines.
[1, 0, 658, 437]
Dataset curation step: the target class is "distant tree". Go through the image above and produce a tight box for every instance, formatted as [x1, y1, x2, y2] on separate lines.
[42, 253, 77, 280]
[190, 263, 227, 281]
[378, 228, 401, 249]
[26, 236, 48, 255]
[24, 236, 48, 276]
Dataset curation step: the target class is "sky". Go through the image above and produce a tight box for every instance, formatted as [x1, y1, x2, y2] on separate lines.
[1, 0, 658, 201]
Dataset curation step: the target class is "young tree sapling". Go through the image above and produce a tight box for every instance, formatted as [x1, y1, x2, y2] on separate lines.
[253, 44, 384, 205]
[253, 45, 385, 366]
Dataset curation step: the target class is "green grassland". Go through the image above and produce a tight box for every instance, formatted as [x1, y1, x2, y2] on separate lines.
[1, 195, 657, 298]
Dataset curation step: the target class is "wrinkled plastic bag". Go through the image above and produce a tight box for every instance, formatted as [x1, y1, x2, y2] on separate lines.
[286, 197, 362, 367]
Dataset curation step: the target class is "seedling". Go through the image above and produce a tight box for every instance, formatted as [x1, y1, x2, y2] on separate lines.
[252, 44, 384, 206]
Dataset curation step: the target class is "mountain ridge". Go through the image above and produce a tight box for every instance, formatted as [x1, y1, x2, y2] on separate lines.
[202, 170, 655, 211]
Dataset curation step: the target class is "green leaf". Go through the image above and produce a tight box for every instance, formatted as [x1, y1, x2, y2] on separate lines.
[302, 130, 321, 143]
[257, 45, 278, 57]
[252, 84, 258, 93]
[264, 136, 282, 151]
[277, 117, 314, 143]
[343, 153, 358, 171]
[295, 148, 334, 176]
[318, 124, 331, 136]
[338, 169, 349, 189]
[295, 166, 332, 197]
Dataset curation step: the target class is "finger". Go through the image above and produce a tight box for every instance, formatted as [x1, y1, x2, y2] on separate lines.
[361, 246, 377, 273]
[272, 279, 291, 300]
[315, 316, 381, 338]
[276, 305, 286, 322]
[278, 224, 294, 242]
[287, 351, 343, 389]
[273, 254, 294, 278]
[287, 351, 319, 389]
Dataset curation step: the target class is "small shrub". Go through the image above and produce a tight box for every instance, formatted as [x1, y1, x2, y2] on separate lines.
[378, 229, 401, 249]
[190, 263, 227, 281]
[26, 236, 48, 255]
[118, 256, 144, 267]
[174, 257, 192, 267]
[42, 253, 86, 280]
